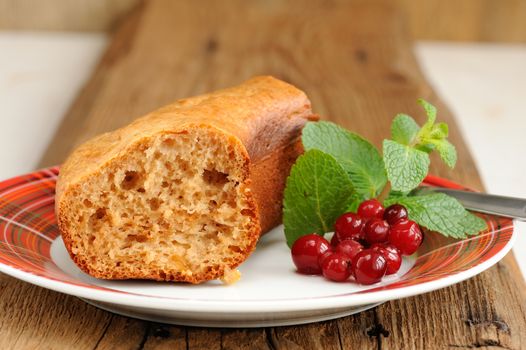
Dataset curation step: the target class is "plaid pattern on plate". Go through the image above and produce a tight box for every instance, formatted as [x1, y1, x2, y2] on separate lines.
[0, 167, 514, 297]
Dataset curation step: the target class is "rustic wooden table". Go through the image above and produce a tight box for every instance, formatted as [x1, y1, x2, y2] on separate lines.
[2, 1, 525, 349]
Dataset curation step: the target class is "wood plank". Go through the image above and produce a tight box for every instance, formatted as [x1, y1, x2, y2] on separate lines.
[271, 321, 344, 350]
[221, 329, 273, 350]
[397, 0, 526, 43]
[0, 0, 139, 32]
[1, 0, 522, 349]
[0, 273, 139, 350]
[3, 0, 526, 43]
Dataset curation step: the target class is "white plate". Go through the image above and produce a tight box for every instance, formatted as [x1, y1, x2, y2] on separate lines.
[51, 227, 409, 326]
[0, 169, 517, 327]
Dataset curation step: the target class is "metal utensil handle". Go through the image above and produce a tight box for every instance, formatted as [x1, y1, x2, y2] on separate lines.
[432, 188, 526, 221]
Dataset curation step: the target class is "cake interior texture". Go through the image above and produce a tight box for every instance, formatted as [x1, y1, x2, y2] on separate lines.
[62, 128, 257, 282]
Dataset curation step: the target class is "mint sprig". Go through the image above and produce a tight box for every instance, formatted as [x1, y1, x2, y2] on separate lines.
[384, 192, 487, 239]
[391, 114, 420, 145]
[302, 121, 387, 199]
[282, 99, 487, 245]
[383, 99, 457, 192]
[283, 149, 354, 247]
[383, 140, 430, 193]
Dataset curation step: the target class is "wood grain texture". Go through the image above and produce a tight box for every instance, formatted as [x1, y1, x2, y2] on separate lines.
[2, 0, 526, 43]
[0, 0, 139, 32]
[397, 0, 526, 43]
[2, 0, 525, 349]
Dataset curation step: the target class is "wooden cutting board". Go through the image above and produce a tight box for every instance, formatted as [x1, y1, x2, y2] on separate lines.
[1, 0, 524, 349]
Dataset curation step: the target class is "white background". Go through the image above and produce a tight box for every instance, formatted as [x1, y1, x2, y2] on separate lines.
[1, 31, 524, 280]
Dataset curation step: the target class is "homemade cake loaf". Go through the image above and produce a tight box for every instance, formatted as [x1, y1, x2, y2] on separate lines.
[56, 76, 316, 284]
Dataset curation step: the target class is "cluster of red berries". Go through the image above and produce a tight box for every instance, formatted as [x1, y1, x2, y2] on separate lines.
[291, 199, 423, 285]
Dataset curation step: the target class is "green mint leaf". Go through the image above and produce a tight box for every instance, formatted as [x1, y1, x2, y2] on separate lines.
[344, 193, 363, 213]
[391, 114, 420, 145]
[415, 143, 435, 153]
[429, 122, 448, 139]
[457, 210, 488, 234]
[434, 139, 457, 168]
[283, 149, 354, 247]
[383, 139, 430, 192]
[385, 190, 410, 200]
[418, 98, 437, 127]
[384, 193, 487, 239]
[302, 121, 387, 199]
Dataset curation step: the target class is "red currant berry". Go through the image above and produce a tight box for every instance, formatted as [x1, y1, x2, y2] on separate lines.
[335, 239, 364, 260]
[383, 204, 408, 225]
[388, 219, 423, 255]
[363, 218, 390, 245]
[352, 249, 387, 285]
[334, 212, 365, 242]
[321, 252, 352, 282]
[291, 234, 330, 274]
[357, 199, 385, 219]
[318, 249, 334, 267]
[370, 243, 402, 275]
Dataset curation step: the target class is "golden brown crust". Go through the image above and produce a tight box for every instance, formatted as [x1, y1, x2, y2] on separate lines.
[250, 138, 305, 234]
[56, 76, 312, 199]
[56, 76, 313, 283]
